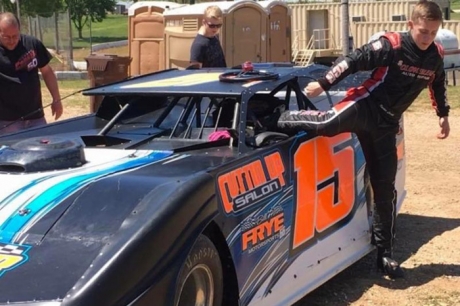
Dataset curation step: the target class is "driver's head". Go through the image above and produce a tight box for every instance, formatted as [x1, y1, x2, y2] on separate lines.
[212, 98, 237, 128]
[248, 95, 285, 130]
[408, 0, 442, 51]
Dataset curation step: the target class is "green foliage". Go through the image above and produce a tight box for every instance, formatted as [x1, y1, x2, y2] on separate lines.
[0, 0, 15, 14]
[65, 0, 117, 39]
[0, 0, 64, 18]
[24, 0, 64, 18]
[452, 0, 460, 10]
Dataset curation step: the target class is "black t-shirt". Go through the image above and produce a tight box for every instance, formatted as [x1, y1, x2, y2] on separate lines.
[0, 34, 52, 120]
[190, 34, 227, 68]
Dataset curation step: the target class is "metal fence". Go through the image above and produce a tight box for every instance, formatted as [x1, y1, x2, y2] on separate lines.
[16, 11, 74, 70]
[0, 6, 74, 70]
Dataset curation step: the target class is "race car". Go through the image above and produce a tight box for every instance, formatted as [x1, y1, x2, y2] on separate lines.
[0, 64, 406, 306]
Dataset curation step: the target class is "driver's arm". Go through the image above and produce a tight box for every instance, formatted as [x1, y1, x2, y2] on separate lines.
[317, 36, 394, 91]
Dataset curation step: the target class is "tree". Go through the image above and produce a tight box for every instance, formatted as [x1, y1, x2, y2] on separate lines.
[0, 0, 63, 18]
[23, 0, 63, 18]
[65, 0, 116, 39]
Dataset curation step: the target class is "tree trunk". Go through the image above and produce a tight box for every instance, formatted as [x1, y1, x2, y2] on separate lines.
[28, 16, 32, 35]
[54, 12, 60, 52]
[37, 17, 43, 42]
[75, 17, 84, 39]
[67, 8, 74, 70]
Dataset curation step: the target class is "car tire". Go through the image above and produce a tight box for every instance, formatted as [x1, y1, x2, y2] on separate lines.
[175, 234, 223, 306]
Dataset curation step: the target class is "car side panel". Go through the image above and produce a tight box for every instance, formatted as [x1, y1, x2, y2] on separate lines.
[211, 131, 369, 305]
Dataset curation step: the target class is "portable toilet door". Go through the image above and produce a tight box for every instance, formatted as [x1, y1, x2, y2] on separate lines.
[223, 1, 268, 66]
[259, 0, 291, 63]
[128, 1, 185, 76]
[163, 3, 205, 69]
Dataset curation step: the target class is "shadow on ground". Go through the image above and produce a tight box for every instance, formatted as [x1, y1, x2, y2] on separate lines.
[294, 213, 460, 306]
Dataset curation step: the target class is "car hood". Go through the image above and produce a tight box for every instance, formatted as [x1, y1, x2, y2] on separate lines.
[0, 147, 175, 242]
[0, 147, 178, 303]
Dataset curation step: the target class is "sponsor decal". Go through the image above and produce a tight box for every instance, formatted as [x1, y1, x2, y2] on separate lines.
[218, 152, 286, 214]
[241, 206, 285, 253]
[397, 60, 435, 80]
[15, 50, 38, 71]
[325, 60, 349, 84]
[371, 40, 382, 51]
[0, 242, 31, 277]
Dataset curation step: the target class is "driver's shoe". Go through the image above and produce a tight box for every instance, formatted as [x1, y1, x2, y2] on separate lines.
[377, 251, 405, 279]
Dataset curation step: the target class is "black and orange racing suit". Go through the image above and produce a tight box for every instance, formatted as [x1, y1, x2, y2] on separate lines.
[278, 31, 450, 259]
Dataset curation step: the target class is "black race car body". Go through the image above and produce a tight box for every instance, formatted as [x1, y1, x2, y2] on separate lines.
[0, 65, 406, 306]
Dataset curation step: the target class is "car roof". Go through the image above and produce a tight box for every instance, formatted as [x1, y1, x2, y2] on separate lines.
[82, 67, 306, 97]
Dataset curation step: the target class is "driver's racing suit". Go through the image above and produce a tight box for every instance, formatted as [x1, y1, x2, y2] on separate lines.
[278, 31, 450, 262]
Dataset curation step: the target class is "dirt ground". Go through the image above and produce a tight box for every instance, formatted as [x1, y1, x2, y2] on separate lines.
[44, 107, 460, 306]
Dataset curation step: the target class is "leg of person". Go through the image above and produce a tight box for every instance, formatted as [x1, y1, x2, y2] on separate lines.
[278, 86, 371, 136]
[364, 125, 404, 278]
[0, 120, 26, 136]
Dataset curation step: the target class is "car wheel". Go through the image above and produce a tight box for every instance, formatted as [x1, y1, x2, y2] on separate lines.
[176, 235, 223, 306]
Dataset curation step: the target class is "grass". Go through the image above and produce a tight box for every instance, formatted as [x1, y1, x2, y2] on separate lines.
[41, 80, 91, 111]
[71, 15, 128, 49]
[41, 14, 129, 69]
[451, 0, 460, 19]
[408, 85, 460, 113]
[39, 15, 128, 52]
[451, 12, 460, 19]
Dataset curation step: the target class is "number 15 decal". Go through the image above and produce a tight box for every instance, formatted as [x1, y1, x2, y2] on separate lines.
[291, 133, 356, 252]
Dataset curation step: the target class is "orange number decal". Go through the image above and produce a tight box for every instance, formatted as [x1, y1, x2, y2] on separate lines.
[292, 134, 356, 251]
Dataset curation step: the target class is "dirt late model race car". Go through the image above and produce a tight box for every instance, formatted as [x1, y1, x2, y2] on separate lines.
[0, 64, 406, 306]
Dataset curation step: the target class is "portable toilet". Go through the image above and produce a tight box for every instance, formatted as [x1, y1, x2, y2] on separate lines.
[435, 29, 460, 69]
[163, 1, 268, 69]
[259, 0, 292, 63]
[128, 1, 186, 76]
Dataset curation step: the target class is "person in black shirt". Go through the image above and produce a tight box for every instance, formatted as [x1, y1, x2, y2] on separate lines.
[189, 5, 227, 68]
[0, 12, 63, 135]
[278, 0, 450, 279]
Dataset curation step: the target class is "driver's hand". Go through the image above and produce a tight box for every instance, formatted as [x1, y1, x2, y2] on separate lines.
[437, 116, 450, 139]
[304, 82, 324, 98]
